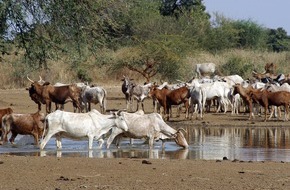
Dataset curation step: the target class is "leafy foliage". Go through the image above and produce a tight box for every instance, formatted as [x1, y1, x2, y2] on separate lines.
[0, 0, 289, 84]
[267, 28, 290, 52]
[220, 56, 254, 78]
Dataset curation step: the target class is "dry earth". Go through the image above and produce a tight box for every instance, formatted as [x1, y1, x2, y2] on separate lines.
[0, 86, 289, 190]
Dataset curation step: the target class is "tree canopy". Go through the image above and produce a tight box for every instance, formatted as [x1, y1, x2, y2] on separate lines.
[0, 0, 289, 82]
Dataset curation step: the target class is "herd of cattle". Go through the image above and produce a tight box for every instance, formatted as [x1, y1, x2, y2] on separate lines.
[0, 62, 290, 150]
[0, 76, 189, 150]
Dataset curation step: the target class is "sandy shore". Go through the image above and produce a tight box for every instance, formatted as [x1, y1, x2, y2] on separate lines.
[0, 155, 289, 190]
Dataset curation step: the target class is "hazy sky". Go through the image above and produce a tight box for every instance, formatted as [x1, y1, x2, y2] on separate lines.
[203, 0, 290, 34]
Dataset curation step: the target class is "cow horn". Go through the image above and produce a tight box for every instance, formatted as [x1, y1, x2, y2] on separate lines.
[27, 75, 34, 83]
[177, 128, 187, 135]
[116, 109, 126, 116]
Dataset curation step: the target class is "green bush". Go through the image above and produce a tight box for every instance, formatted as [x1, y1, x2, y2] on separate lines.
[77, 68, 92, 83]
[220, 56, 254, 79]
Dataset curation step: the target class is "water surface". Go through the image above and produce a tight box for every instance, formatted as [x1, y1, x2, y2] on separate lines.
[1, 126, 289, 162]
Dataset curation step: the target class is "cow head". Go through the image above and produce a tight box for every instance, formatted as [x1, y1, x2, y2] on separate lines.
[173, 128, 188, 149]
[110, 110, 128, 132]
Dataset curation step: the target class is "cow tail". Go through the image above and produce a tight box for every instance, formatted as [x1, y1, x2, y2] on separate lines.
[103, 88, 107, 113]
[41, 117, 48, 141]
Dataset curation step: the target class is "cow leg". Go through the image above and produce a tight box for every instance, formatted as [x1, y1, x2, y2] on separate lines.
[9, 132, 17, 144]
[284, 104, 289, 121]
[88, 103, 91, 112]
[106, 129, 123, 149]
[37, 103, 41, 111]
[166, 106, 170, 121]
[98, 138, 104, 148]
[161, 140, 165, 149]
[141, 101, 145, 112]
[135, 100, 140, 111]
[88, 135, 94, 149]
[40, 131, 56, 149]
[55, 134, 62, 149]
[1, 125, 10, 143]
[148, 137, 154, 149]
[264, 104, 268, 122]
[184, 100, 189, 119]
[32, 133, 39, 145]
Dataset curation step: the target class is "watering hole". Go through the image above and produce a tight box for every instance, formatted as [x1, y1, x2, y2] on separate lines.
[1, 126, 289, 162]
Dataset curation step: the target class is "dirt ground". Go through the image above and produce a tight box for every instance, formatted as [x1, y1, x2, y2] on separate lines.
[0, 86, 290, 190]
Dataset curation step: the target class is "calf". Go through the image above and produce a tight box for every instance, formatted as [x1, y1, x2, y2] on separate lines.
[106, 111, 188, 149]
[1, 111, 45, 145]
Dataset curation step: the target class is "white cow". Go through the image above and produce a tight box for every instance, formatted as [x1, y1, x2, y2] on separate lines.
[195, 62, 216, 78]
[130, 82, 153, 111]
[40, 110, 128, 150]
[81, 85, 107, 113]
[213, 74, 244, 86]
[188, 83, 204, 120]
[106, 111, 188, 149]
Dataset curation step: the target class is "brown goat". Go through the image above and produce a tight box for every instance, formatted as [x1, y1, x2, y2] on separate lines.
[249, 90, 290, 121]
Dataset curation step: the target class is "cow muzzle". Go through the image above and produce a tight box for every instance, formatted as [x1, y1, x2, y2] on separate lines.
[174, 128, 188, 149]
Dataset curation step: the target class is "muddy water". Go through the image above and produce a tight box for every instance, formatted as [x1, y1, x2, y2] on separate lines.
[1, 126, 289, 162]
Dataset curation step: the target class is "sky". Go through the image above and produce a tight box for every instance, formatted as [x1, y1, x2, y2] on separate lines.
[203, 0, 290, 34]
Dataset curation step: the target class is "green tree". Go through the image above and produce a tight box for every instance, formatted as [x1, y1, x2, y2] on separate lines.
[231, 19, 268, 50]
[202, 14, 239, 52]
[267, 27, 290, 52]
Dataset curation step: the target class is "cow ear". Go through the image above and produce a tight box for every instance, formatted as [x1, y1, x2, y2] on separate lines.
[43, 81, 50, 85]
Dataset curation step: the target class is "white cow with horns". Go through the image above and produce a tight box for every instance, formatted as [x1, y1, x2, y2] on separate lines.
[40, 110, 128, 150]
[106, 111, 189, 149]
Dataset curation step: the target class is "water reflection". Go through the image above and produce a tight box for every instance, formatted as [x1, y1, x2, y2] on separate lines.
[187, 126, 290, 148]
[1, 127, 290, 162]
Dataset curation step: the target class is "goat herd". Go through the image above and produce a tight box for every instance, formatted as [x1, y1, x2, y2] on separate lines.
[0, 62, 290, 151]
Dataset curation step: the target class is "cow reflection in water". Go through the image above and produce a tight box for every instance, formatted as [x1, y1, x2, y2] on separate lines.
[39, 148, 189, 159]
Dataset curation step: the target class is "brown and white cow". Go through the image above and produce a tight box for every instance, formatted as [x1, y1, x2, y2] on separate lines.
[27, 76, 82, 114]
[1, 111, 45, 145]
[0, 108, 13, 137]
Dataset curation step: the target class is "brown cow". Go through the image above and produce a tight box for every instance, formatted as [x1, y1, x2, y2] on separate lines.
[1, 111, 45, 145]
[149, 85, 190, 121]
[0, 108, 13, 137]
[249, 89, 290, 121]
[27, 77, 82, 114]
[233, 84, 254, 120]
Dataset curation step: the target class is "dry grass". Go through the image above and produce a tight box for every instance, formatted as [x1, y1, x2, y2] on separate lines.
[0, 49, 289, 88]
